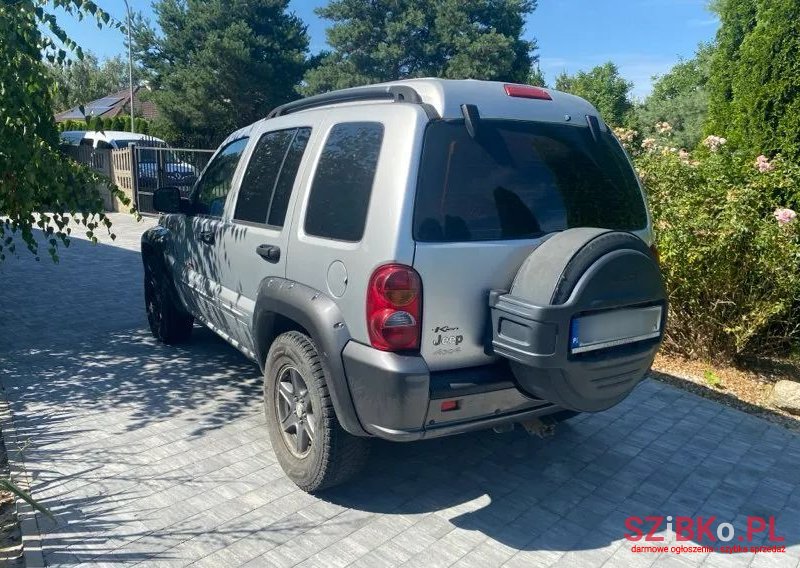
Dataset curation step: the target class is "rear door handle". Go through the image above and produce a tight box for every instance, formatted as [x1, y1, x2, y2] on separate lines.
[256, 244, 281, 263]
[198, 230, 215, 245]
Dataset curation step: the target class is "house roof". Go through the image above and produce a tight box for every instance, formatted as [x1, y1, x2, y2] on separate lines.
[54, 86, 159, 122]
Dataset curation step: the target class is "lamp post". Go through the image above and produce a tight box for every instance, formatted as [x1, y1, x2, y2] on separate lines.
[123, 0, 135, 133]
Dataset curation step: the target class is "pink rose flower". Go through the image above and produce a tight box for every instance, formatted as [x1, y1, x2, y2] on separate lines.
[755, 155, 774, 173]
[703, 135, 727, 152]
[774, 208, 797, 225]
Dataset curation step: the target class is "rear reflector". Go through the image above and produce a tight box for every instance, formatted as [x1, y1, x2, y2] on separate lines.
[440, 400, 460, 412]
[504, 84, 552, 101]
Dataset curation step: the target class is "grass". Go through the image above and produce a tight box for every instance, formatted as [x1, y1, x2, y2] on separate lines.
[703, 369, 723, 389]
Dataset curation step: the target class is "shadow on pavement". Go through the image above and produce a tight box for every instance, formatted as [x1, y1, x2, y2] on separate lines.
[2, 223, 800, 565]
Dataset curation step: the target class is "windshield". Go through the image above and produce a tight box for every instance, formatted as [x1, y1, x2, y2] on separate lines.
[413, 120, 647, 242]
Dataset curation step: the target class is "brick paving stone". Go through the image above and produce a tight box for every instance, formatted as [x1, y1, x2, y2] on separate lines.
[1, 214, 800, 567]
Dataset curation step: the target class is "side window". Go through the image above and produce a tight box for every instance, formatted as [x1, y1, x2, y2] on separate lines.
[304, 122, 384, 241]
[233, 127, 311, 226]
[194, 137, 249, 217]
[268, 128, 311, 227]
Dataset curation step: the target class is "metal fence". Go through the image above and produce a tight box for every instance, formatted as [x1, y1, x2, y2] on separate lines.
[61, 137, 215, 215]
[133, 145, 214, 214]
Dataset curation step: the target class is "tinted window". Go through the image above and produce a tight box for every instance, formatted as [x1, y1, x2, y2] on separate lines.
[268, 128, 311, 227]
[194, 137, 249, 217]
[233, 127, 311, 226]
[414, 121, 647, 242]
[304, 123, 383, 241]
[234, 130, 294, 224]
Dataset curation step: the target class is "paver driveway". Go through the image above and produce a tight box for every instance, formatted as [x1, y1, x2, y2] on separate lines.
[1, 214, 800, 568]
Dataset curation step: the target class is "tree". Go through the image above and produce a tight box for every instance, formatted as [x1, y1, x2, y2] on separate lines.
[555, 62, 633, 126]
[133, 0, 308, 148]
[634, 44, 714, 149]
[0, 0, 132, 263]
[727, 0, 800, 159]
[303, 0, 537, 95]
[705, 0, 756, 139]
[48, 53, 141, 113]
[528, 65, 547, 87]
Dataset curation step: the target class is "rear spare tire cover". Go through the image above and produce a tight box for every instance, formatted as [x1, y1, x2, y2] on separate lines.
[504, 228, 666, 412]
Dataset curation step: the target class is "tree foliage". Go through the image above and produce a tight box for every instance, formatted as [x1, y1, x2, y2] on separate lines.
[555, 62, 632, 127]
[527, 65, 546, 87]
[728, 0, 800, 160]
[132, 0, 308, 148]
[706, 0, 756, 139]
[0, 1, 133, 262]
[303, 0, 538, 95]
[48, 53, 142, 114]
[634, 44, 714, 150]
[57, 116, 153, 134]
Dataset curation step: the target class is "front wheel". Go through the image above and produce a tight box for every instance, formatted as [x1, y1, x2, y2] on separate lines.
[143, 256, 193, 344]
[264, 331, 369, 492]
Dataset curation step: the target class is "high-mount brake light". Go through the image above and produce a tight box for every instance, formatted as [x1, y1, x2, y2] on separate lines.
[504, 84, 552, 101]
[367, 264, 422, 351]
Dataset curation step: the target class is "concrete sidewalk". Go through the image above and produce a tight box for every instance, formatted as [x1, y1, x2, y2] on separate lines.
[2, 214, 800, 567]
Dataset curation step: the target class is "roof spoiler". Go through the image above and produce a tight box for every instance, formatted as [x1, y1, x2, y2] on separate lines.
[267, 85, 440, 119]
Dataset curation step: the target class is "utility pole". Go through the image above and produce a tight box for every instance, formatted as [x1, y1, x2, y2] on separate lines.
[123, 0, 135, 133]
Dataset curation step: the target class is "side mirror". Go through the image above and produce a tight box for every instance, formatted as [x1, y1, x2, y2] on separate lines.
[153, 186, 190, 214]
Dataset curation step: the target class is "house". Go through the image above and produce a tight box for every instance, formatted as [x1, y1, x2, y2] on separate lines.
[54, 85, 159, 123]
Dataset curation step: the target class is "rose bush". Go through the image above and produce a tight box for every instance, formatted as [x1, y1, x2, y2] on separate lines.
[616, 125, 800, 360]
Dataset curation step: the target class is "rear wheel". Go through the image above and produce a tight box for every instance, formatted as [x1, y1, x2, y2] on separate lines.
[143, 257, 193, 344]
[264, 331, 369, 492]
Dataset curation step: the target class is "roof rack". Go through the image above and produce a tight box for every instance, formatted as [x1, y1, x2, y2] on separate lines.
[266, 85, 439, 119]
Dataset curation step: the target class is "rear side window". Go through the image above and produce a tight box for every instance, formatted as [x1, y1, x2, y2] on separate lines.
[194, 137, 249, 217]
[414, 120, 647, 242]
[304, 122, 384, 242]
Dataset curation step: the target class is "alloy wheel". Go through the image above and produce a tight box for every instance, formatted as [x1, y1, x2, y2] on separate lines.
[275, 366, 316, 457]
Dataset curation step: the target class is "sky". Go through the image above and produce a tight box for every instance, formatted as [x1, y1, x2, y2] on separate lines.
[56, 0, 719, 99]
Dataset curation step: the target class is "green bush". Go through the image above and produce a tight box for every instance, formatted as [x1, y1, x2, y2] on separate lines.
[616, 126, 800, 360]
[134, 118, 149, 134]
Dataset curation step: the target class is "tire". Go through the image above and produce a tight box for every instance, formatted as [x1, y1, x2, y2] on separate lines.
[143, 256, 193, 344]
[264, 331, 370, 493]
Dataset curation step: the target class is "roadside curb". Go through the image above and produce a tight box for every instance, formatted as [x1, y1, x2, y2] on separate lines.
[0, 386, 46, 568]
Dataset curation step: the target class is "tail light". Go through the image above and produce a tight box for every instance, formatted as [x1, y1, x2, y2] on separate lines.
[367, 264, 422, 351]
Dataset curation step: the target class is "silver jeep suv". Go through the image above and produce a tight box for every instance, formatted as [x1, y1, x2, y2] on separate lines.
[142, 79, 666, 492]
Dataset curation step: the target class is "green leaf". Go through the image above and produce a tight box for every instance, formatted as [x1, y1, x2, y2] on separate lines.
[0, 479, 54, 520]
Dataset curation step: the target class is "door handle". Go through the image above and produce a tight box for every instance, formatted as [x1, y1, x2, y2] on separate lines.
[199, 230, 215, 245]
[256, 244, 281, 263]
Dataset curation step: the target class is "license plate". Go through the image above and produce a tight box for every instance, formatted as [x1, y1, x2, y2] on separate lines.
[570, 305, 663, 354]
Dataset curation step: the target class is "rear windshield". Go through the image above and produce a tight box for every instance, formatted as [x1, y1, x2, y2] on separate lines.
[414, 120, 647, 242]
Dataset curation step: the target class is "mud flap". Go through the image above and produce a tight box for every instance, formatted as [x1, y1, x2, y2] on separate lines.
[489, 229, 667, 412]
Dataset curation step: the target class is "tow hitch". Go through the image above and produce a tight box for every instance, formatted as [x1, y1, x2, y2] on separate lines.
[521, 416, 557, 438]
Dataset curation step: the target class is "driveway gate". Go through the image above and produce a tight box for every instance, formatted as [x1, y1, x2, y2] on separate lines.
[133, 145, 214, 214]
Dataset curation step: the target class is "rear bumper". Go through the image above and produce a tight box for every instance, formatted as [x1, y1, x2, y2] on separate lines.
[341, 341, 558, 441]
